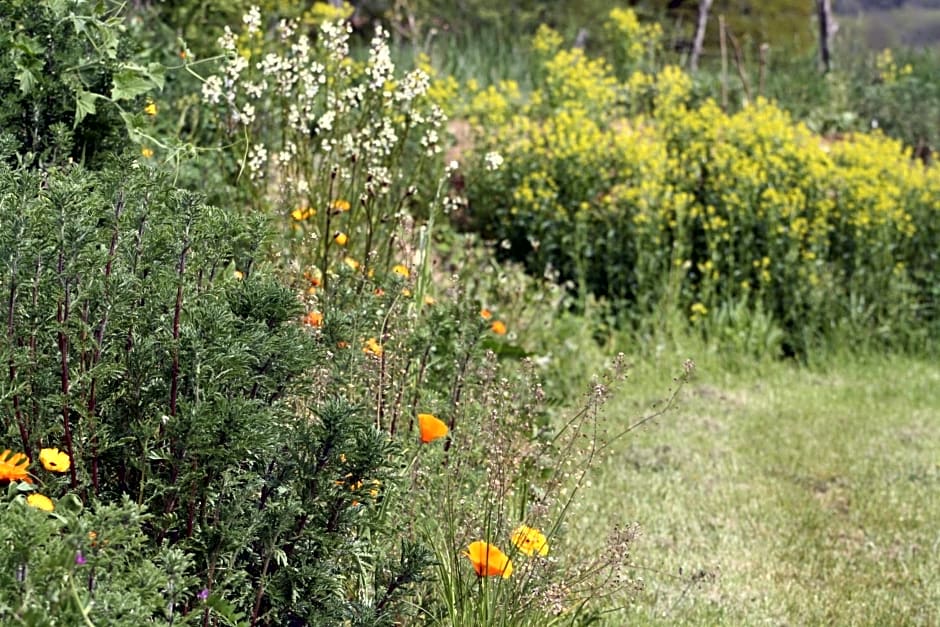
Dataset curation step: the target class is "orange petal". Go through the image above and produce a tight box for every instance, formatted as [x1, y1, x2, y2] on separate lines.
[417, 413, 449, 444]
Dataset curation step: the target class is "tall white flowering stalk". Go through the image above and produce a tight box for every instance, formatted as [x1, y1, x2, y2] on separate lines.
[198, 7, 448, 285]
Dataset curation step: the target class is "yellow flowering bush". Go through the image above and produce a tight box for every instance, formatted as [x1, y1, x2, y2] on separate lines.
[463, 13, 940, 354]
[601, 7, 663, 79]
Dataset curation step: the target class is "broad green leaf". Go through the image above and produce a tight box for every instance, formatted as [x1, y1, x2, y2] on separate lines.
[74, 90, 98, 126]
[111, 69, 153, 101]
[14, 66, 38, 95]
[14, 34, 46, 56]
[111, 63, 166, 101]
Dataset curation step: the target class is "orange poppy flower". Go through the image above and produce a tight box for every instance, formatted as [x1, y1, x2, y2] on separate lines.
[417, 413, 449, 443]
[303, 311, 323, 327]
[363, 337, 383, 357]
[480, 308, 493, 320]
[0, 450, 31, 483]
[491, 320, 507, 335]
[463, 541, 513, 578]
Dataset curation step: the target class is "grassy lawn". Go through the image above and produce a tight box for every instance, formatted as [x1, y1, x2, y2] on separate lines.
[567, 352, 939, 625]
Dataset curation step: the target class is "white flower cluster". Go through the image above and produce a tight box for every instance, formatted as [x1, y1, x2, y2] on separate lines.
[366, 25, 395, 93]
[198, 6, 447, 207]
[484, 151, 504, 171]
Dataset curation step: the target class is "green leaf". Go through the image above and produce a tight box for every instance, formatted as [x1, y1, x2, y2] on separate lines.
[74, 90, 98, 126]
[206, 594, 249, 627]
[57, 494, 84, 516]
[14, 67, 38, 95]
[111, 71, 152, 102]
[14, 34, 45, 56]
[111, 63, 166, 101]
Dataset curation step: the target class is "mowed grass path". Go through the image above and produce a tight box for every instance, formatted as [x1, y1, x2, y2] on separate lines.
[570, 353, 939, 625]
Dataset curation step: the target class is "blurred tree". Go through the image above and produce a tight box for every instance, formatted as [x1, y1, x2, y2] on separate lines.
[644, 0, 815, 56]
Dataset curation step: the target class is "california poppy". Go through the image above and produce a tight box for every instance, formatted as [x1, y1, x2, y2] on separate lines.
[26, 493, 54, 512]
[303, 311, 324, 327]
[463, 541, 512, 578]
[417, 413, 448, 443]
[0, 450, 31, 483]
[330, 199, 351, 213]
[363, 337, 383, 357]
[39, 448, 71, 473]
[511, 524, 550, 557]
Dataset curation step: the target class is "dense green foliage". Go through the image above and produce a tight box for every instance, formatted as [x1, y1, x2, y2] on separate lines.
[0, 160, 432, 623]
[459, 20, 939, 356]
[0, 0, 938, 624]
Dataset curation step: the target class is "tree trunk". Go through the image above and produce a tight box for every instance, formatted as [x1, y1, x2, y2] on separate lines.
[817, 0, 836, 73]
[689, 0, 714, 72]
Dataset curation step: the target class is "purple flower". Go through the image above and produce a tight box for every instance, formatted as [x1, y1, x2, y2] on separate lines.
[75, 551, 87, 566]
[198, 588, 209, 601]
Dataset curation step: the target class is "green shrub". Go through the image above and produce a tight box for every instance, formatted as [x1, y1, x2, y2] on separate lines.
[0, 0, 167, 167]
[0, 160, 426, 624]
[461, 19, 940, 357]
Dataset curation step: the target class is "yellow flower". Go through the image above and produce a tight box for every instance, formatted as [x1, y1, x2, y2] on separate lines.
[39, 448, 71, 473]
[141, 147, 154, 159]
[330, 199, 351, 213]
[690, 302, 708, 317]
[392, 264, 410, 278]
[144, 100, 157, 116]
[423, 295, 436, 306]
[343, 257, 360, 271]
[333, 232, 348, 246]
[363, 337, 383, 357]
[291, 207, 315, 221]
[490, 320, 507, 335]
[417, 413, 449, 443]
[233, 270, 245, 280]
[480, 308, 493, 320]
[0, 449, 31, 483]
[511, 525, 549, 557]
[463, 541, 513, 578]
[26, 493, 54, 512]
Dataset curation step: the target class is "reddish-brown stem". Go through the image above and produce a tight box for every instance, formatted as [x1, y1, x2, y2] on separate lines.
[57, 251, 77, 488]
[85, 195, 124, 494]
[405, 344, 432, 434]
[7, 267, 31, 457]
[170, 240, 190, 418]
[249, 551, 273, 626]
